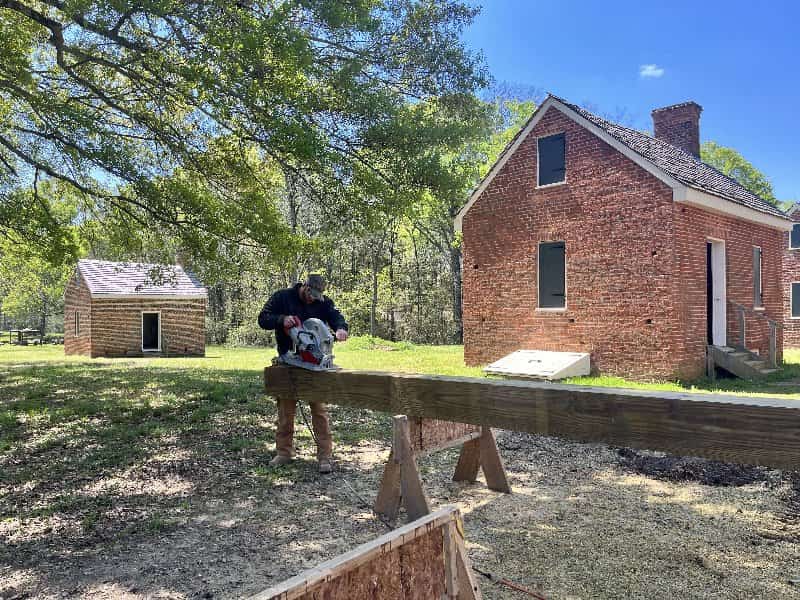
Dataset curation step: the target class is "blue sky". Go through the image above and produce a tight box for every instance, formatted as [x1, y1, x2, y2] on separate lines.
[462, 0, 799, 202]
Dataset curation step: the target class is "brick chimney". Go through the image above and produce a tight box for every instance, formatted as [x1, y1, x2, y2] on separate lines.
[651, 101, 703, 158]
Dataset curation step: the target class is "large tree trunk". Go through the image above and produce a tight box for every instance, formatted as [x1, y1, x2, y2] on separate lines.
[449, 244, 463, 344]
[39, 294, 47, 337]
[370, 255, 378, 338]
[388, 231, 396, 341]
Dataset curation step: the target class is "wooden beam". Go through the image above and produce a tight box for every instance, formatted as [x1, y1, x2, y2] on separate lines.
[264, 366, 800, 469]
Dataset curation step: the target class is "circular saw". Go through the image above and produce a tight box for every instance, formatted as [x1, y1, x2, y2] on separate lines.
[278, 317, 338, 371]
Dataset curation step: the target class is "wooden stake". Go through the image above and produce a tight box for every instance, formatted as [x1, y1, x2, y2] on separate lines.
[453, 437, 481, 483]
[394, 415, 431, 521]
[479, 428, 511, 494]
[442, 520, 459, 599]
[454, 515, 482, 600]
[374, 449, 402, 521]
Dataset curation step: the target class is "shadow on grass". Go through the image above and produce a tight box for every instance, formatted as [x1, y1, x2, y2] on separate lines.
[0, 360, 391, 574]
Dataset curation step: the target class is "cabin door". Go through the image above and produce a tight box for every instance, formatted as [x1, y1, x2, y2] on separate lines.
[706, 240, 726, 346]
[142, 312, 161, 352]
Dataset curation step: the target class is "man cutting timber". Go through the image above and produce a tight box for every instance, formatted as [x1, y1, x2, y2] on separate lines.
[258, 274, 348, 474]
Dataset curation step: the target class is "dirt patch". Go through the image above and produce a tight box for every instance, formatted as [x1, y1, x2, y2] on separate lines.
[3, 361, 800, 599]
[616, 447, 774, 487]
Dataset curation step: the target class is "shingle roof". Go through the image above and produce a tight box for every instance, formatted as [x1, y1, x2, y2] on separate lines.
[550, 95, 786, 219]
[77, 259, 207, 298]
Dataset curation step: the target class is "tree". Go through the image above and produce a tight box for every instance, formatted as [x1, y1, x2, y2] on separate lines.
[408, 98, 536, 342]
[0, 0, 489, 260]
[0, 188, 79, 332]
[700, 141, 778, 206]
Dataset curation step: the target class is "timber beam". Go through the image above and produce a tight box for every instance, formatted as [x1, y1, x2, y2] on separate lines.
[264, 366, 800, 470]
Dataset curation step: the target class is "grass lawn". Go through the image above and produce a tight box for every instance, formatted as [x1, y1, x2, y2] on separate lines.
[3, 337, 800, 398]
[2, 340, 799, 598]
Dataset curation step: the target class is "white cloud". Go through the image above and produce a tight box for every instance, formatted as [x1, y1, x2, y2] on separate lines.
[639, 64, 665, 79]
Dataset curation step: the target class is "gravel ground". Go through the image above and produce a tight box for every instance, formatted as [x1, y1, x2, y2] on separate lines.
[3, 422, 800, 600]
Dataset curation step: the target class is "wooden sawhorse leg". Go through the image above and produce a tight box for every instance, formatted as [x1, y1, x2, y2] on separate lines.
[375, 419, 511, 523]
[453, 427, 511, 493]
[374, 415, 431, 522]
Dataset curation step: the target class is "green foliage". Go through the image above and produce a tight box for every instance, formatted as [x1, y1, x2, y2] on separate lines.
[1, 0, 489, 262]
[700, 141, 778, 206]
[0, 191, 78, 331]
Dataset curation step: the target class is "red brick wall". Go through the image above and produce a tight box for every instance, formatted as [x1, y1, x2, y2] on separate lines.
[462, 106, 680, 379]
[783, 210, 800, 347]
[462, 105, 785, 380]
[672, 205, 784, 377]
[63, 271, 92, 356]
[90, 298, 206, 357]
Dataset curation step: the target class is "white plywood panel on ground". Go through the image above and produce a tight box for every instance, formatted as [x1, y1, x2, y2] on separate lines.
[484, 350, 590, 381]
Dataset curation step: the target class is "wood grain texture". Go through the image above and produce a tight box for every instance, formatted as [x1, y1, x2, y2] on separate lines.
[250, 507, 462, 600]
[395, 416, 432, 521]
[265, 366, 800, 469]
[409, 417, 480, 454]
[479, 428, 511, 494]
[452, 438, 481, 483]
[374, 449, 402, 521]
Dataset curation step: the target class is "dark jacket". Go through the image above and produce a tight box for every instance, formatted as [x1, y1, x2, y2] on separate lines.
[258, 283, 348, 354]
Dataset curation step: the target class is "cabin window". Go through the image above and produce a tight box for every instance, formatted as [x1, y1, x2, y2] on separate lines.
[538, 241, 566, 309]
[791, 224, 800, 249]
[142, 312, 161, 352]
[537, 133, 566, 187]
[753, 246, 763, 308]
[74, 311, 80, 336]
[793, 283, 800, 318]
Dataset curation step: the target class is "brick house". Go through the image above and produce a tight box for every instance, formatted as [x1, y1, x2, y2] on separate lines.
[456, 95, 792, 380]
[64, 259, 207, 357]
[784, 205, 800, 348]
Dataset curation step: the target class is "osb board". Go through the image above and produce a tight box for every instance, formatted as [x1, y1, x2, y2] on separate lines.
[275, 527, 445, 600]
[408, 417, 479, 454]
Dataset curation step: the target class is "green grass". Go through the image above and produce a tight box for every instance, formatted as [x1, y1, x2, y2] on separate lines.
[1, 336, 799, 555]
[2, 338, 800, 398]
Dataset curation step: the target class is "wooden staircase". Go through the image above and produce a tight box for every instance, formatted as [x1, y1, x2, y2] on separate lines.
[707, 345, 779, 380]
[706, 301, 782, 380]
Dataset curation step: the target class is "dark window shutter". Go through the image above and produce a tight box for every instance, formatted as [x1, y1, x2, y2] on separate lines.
[539, 242, 566, 308]
[792, 224, 800, 249]
[753, 247, 762, 307]
[538, 134, 566, 186]
[793, 283, 800, 318]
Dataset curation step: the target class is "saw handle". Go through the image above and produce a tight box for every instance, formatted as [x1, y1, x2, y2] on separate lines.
[283, 315, 302, 334]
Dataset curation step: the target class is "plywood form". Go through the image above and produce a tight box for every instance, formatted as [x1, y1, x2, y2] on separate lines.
[250, 507, 480, 600]
[409, 417, 480, 455]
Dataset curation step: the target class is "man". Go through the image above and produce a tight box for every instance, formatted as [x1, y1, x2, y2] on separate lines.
[258, 274, 348, 474]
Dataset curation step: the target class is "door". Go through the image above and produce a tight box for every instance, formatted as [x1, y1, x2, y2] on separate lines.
[706, 241, 727, 346]
[142, 312, 160, 351]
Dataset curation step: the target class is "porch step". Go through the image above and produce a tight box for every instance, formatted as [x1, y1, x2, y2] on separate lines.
[708, 345, 779, 380]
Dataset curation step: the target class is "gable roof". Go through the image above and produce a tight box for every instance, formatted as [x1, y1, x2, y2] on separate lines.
[455, 94, 791, 231]
[77, 259, 207, 299]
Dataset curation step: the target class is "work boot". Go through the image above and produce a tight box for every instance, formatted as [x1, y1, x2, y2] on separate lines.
[269, 454, 293, 467]
[318, 458, 333, 474]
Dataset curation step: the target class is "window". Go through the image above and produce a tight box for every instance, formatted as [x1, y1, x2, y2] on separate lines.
[792, 283, 800, 318]
[537, 133, 566, 187]
[538, 241, 566, 309]
[74, 311, 80, 336]
[142, 312, 161, 351]
[753, 246, 763, 308]
[791, 224, 800, 249]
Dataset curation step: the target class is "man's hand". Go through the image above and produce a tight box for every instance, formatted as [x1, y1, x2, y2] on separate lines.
[335, 329, 348, 342]
[283, 315, 301, 329]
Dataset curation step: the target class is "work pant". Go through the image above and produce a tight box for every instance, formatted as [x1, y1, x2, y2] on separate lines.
[275, 397, 333, 460]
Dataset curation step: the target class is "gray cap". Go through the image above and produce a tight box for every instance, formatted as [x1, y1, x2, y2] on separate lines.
[305, 273, 325, 301]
